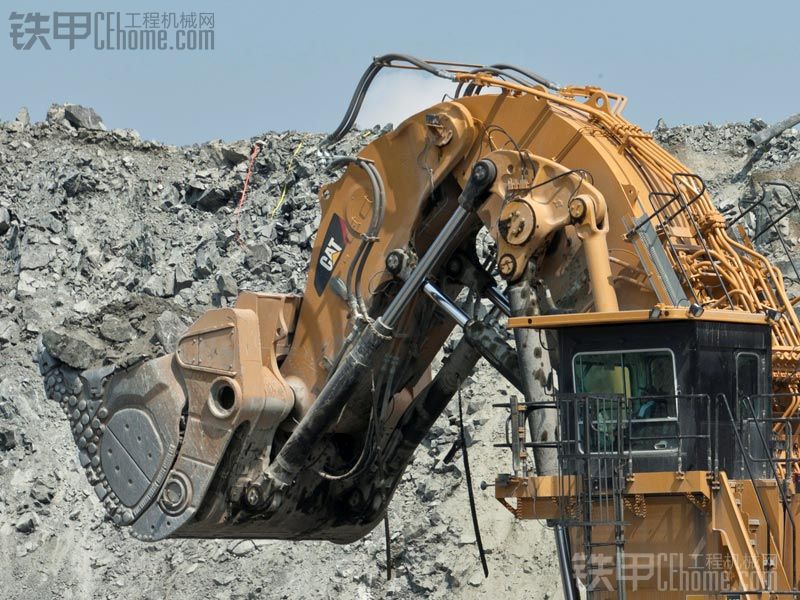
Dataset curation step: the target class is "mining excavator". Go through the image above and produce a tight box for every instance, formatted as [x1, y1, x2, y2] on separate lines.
[39, 55, 800, 598]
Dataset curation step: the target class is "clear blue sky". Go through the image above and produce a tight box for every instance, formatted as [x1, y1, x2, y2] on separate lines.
[2, 0, 797, 145]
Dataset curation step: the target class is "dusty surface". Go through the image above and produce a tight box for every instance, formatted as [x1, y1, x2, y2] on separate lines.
[0, 105, 799, 599]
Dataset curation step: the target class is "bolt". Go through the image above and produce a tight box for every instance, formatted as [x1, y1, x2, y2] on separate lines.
[569, 198, 587, 221]
[245, 484, 262, 507]
[498, 254, 517, 278]
[161, 474, 190, 514]
[386, 251, 402, 274]
[472, 162, 489, 183]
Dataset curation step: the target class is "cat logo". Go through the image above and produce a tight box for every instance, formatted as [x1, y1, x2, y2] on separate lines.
[314, 213, 349, 295]
[319, 238, 342, 272]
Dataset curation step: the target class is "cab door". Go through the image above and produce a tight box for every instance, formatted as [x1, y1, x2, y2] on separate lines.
[735, 352, 769, 477]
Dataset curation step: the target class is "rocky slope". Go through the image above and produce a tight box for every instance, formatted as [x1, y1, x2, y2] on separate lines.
[0, 105, 798, 599]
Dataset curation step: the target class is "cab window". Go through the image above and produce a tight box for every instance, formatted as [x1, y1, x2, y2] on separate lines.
[573, 350, 678, 452]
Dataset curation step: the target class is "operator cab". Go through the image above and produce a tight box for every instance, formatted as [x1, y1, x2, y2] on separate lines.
[519, 309, 773, 479]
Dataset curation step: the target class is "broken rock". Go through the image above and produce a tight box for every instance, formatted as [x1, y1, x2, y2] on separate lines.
[8, 107, 29, 132]
[216, 273, 238, 298]
[62, 172, 97, 197]
[64, 104, 106, 131]
[194, 244, 220, 279]
[98, 315, 137, 343]
[30, 479, 55, 505]
[15, 106, 30, 126]
[0, 426, 17, 451]
[154, 310, 186, 352]
[0, 318, 21, 345]
[213, 574, 235, 586]
[46, 104, 66, 124]
[220, 143, 251, 165]
[19, 244, 55, 270]
[15, 512, 39, 534]
[41, 327, 105, 370]
[142, 273, 168, 297]
[173, 263, 194, 292]
[16, 271, 38, 299]
[185, 179, 229, 211]
[244, 243, 272, 275]
[229, 540, 256, 557]
[0, 207, 10, 235]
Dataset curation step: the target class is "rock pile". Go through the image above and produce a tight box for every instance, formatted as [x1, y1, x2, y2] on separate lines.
[0, 103, 798, 599]
[655, 117, 800, 168]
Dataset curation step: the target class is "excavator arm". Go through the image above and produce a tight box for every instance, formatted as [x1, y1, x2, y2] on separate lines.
[39, 55, 800, 552]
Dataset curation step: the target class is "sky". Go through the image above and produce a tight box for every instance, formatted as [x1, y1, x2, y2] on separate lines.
[2, 1, 798, 145]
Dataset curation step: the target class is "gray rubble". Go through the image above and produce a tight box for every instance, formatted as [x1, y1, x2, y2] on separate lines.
[0, 103, 798, 599]
[64, 104, 107, 131]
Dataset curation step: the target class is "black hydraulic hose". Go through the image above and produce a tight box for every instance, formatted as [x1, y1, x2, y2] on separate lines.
[554, 525, 579, 600]
[268, 319, 391, 488]
[458, 66, 532, 98]
[324, 54, 455, 147]
[318, 351, 398, 482]
[325, 63, 381, 146]
[489, 63, 559, 91]
[383, 515, 392, 580]
[457, 64, 559, 98]
[471, 67, 530, 86]
[326, 54, 559, 143]
[318, 378, 380, 481]
[375, 53, 455, 78]
[457, 384, 489, 577]
[346, 243, 367, 309]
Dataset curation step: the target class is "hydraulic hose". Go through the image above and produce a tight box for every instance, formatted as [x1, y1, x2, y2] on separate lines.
[324, 54, 455, 146]
[456, 64, 559, 98]
[488, 63, 559, 91]
[325, 55, 559, 145]
[328, 156, 386, 316]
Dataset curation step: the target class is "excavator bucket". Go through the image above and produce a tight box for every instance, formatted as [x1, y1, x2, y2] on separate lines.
[39, 292, 298, 540]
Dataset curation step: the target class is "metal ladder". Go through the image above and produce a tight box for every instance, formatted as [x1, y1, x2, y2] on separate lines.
[493, 392, 632, 598]
[559, 394, 629, 600]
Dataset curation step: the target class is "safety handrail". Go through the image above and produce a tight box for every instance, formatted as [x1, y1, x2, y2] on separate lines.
[719, 393, 798, 589]
[552, 393, 715, 475]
